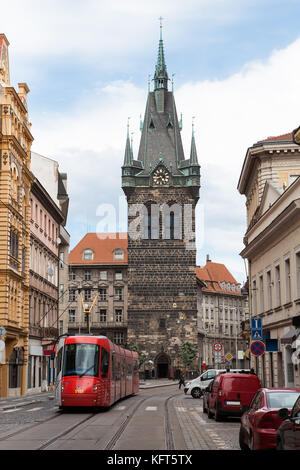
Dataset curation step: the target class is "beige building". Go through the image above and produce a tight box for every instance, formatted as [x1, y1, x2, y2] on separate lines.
[0, 34, 34, 397]
[238, 132, 300, 387]
[67, 233, 128, 345]
[197, 257, 249, 371]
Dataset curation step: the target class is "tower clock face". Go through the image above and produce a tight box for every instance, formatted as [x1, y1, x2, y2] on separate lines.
[153, 168, 170, 185]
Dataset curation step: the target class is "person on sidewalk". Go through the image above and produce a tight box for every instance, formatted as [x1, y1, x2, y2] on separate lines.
[178, 374, 185, 390]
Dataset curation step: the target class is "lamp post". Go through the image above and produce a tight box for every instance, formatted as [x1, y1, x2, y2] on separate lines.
[80, 292, 98, 334]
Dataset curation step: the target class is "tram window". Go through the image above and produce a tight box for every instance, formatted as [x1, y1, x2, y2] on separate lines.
[62, 343, 100, 377]
[56, 348, 63, 374]
[101, 347, 109, 378]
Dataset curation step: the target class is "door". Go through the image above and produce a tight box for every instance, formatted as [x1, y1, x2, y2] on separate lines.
[54, 336, 66, 406]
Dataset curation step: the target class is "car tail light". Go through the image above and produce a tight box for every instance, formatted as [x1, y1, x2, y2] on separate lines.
[257, 413, 276, 429]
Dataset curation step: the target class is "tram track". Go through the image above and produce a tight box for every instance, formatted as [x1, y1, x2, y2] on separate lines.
[0, 387, 180, 450]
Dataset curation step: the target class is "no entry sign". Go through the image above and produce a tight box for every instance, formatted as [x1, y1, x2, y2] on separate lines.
[213, 342, 223, 352]
[250, 340, 265, 357]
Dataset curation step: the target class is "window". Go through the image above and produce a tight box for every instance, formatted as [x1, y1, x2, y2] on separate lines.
[159, 318, 166, 328]
[100, 271, 107, 280]
[99, 309, 107, 322]
[10, 230, 19, 259]
[114, 249, 124, 260]
[115, 309, 123, 322]
[259, 274, 264, 313]
[84, 289, 91, 302]
[84, 270, 91, 281]
[275, 264, 281, 307]
[99, 288, 107, 301]
[296, 251, 300, 299]
[285, 258, 291, 304]
[252, 279, 257, 315]
[115, 272, 122, 280]
[82, 249, 94, 260]
[114, 287, 123, 301]
[69, 309, 75, 322]
[69, 270, 76, 281]
[266, 270, 272, 310]
[69, 289, 76, 302]
[101, 347, 110, 378]
[114, 332, 125, 345]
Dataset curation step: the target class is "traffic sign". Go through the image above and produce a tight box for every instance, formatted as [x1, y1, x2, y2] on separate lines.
[250, 340, 266, 357]
[213, 342, 223, 352]
[251, 317, 263, 341]
[225, 352, 233, 361]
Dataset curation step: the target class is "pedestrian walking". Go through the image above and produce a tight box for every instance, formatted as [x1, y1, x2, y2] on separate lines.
[178, 374, 185, 389]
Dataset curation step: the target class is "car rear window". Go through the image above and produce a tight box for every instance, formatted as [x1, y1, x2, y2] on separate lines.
[266, 392, 300, 409]
[222, 376, 259, 391]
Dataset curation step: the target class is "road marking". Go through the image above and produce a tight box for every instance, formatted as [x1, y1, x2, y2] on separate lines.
[3, 408, 22, 413]
[145, 406, 157, 411]
[25, 407, 43, 412]
[116, 406, 126, 410]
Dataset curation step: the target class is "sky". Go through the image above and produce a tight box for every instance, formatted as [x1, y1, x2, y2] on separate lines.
[3, 0, 300, 284]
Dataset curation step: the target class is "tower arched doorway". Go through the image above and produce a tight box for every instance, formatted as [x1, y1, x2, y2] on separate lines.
[155, 352, 170, 378]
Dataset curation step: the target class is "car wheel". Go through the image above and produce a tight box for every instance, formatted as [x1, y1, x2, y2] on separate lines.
[208, 408, 213, 419]
[239, 427, 249, 451]
[215, 409, 222, 422]
[191, 388, 202, 399]
[249, 433, 255, 451]
[276, 437, 283, 450]
[203, 402, 207, 413]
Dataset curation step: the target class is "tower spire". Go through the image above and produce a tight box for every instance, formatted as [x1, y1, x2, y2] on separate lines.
[154, 17, 169, 90]
[190, 117, 199, 165]
[123, 118, 132, 166]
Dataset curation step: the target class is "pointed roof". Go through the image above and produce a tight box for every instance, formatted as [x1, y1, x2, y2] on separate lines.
[153, 21, 168, 90]
[190, 123, 199, 165]
[123, 120, 132, 167]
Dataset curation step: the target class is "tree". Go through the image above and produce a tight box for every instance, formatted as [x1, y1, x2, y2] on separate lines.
[129, 345, 146, 368]
[178, 342, 197, 372]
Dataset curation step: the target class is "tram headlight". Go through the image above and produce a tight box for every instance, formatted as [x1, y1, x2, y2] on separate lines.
[93, 384, 98, 393]
[61, 384, 64, 392]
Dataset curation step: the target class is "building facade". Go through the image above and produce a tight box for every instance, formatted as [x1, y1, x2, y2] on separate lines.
[121, 28, 200, 378]
[28, 178, 64, 393]
[196, 257, 249, 371]
[30, 152, 69, 390]
[0, 34, 34, 397]
[238, 131, 300, 387]
[67, 233, 128, 345]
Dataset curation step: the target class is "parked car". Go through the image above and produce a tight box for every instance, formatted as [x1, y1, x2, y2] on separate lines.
[207, 372, 261, 421]
[184, 368, 250, 399]
[276, 394, 300, 450]
[239, 388, 300, 450]
[203, 381, 213, 413]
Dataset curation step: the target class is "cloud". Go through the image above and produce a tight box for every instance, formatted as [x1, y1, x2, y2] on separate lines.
[26, 31, 300, 284]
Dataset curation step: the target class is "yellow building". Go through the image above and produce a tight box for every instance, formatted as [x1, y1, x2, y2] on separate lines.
[0, 34, 34, 397]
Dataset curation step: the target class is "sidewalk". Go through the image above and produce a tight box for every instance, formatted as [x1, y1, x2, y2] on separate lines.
[0, 379, 177, 411]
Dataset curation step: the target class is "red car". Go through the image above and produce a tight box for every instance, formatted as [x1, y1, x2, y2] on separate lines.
[276, 394, 300, 450]
[239, 388, 300, 450]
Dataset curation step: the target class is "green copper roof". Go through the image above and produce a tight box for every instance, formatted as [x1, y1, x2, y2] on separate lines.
[153, 23, 169, 90]
[190, 122, 199, 165]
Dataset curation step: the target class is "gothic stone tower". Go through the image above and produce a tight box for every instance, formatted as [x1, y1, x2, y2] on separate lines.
[122, 27, 200, 378]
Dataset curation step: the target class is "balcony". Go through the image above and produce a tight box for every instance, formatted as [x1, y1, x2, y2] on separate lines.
[68, 321, 127, 330]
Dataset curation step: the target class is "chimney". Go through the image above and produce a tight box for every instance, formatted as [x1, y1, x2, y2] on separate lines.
[206, 254, 211, 263]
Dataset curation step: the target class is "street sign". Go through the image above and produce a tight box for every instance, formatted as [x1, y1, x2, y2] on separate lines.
[225, 352, 233, 361]
[250, 340, 266, 357]
[213, 342, 223, 352]
[251, 317, 263, 341]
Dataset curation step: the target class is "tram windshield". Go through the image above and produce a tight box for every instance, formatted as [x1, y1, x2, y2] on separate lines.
[62, 343, 100, 378]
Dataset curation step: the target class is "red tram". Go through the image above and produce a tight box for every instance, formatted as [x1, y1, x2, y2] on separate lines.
[54, 335, 139, 409]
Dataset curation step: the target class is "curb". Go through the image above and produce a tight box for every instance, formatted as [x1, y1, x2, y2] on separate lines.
[0, 395, 54, 412]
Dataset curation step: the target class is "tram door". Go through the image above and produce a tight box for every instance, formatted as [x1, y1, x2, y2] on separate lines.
[54, 336, 66, 406]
